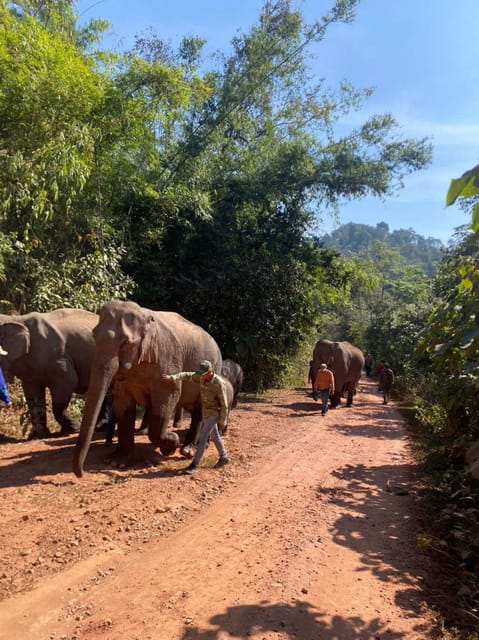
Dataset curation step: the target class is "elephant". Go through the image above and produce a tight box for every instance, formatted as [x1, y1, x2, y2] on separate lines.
[311, 339, 365, 408]
[73, 300, 223, 477]
[221, 359, 244, 408]
[0, 308, 99, 438]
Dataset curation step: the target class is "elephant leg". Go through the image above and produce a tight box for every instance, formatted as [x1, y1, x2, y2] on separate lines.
[346, 381, 359, 407]
[173, 406, 183, 428]
[180, 404, 202, 458]
[330, 391, 341, 408]
[148, 412, 180, 456]
[105, 400, 137, 468]
[52, 400, 80, 435]
[136, 408, 150, 435]
[23, 383, 50, 439]
[183, 404, 202, 447]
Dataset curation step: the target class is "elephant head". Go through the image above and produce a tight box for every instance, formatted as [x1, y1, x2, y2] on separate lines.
[311, 339, 335, 380]
[0, 322, 30, 372]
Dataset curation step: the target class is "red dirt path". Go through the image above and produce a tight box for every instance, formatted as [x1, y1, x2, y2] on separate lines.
[0, 378, 435, 639]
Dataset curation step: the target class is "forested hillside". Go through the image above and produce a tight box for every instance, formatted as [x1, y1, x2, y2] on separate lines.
[320, 221, 444, 276]
[1, 2, 479, 632]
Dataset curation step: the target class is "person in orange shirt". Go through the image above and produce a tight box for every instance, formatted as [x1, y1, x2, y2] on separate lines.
[313, 363, 335, 415]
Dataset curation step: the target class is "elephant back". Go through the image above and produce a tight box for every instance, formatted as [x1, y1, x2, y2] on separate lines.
[341, 341, 365, 376]
[221, 376, 235, 411]
[154, 311, 223, 374]
[0, 308, 98, 390]
[221, 359, 244, 407]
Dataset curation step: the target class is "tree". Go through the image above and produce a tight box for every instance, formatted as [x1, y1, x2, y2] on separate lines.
[0, 2, 135, 310]
[119, 0, 432, 388]
[417, 165, 479, 441]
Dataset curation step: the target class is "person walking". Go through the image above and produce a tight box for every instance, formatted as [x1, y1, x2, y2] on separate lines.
[101, 391, 116, 446]
[308, 360, 316, 398]
[364, 353, 373, 377]
[313, 363, 335, 415]
[379, 363, 394, 404]
[161, 360, 229, 475]
[0, 346, 12, 409]
[376, 359, 386, 390]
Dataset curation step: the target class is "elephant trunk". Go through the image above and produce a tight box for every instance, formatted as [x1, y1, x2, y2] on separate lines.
[73, 356, 119, 478]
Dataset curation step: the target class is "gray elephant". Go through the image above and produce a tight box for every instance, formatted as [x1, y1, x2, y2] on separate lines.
[0, 309, 98, 437]
[73, 300, 222, 477]
[221, 359, 244, 408]
[311, 339, 365, 408]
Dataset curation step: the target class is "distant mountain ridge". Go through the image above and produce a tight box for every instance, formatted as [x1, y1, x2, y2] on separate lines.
[319, 221, 444, 276]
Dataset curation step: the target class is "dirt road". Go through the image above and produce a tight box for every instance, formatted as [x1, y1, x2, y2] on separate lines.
[0, 378, 434, 639]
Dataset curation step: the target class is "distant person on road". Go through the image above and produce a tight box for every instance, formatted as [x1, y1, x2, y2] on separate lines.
[313, 363, 335, 416]
[379, 363, 394, 404]
[376, 360, 386, 390]
[364, 353, 373, 377]
[0, 346, 12, 409]
[308, 360, 316, 398]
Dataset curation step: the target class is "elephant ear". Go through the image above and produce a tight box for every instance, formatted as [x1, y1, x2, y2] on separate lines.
[138, 314, 160, 364]
[0, 322, 30, 361]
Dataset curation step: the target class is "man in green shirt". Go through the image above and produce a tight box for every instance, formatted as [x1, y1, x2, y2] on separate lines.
[161, 359, 230, 475]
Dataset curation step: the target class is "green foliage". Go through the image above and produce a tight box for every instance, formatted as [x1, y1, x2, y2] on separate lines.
[320, 221, 444, 276]
[29, 248, 135, 312]
[130, 200, 323, 391]
[404, 399, 479, 636]
[417, 230, 479, 442]
[417, 169, 479, 443]
[0, 1, 197, 312]
[407, 166, 479, 631]
[446, 164, 479, 232]
[0, 7, 101, 230]
[0, 3, 108, 310]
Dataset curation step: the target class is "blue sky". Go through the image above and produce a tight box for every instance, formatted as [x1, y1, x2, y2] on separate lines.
[76, 0, 479, 244]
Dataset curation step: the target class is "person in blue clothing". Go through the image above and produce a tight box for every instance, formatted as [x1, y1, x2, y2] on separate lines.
[96, 388, 116, 445]
[0, 345, 12, 408]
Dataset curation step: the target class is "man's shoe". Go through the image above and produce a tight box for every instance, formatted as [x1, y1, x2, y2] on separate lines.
[214, 456, 230, 469]
[183, 463, 198, 475]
